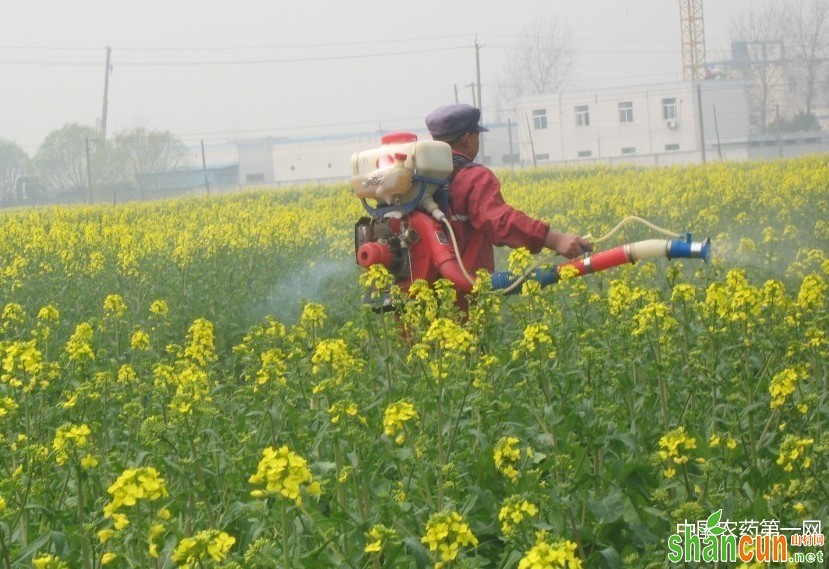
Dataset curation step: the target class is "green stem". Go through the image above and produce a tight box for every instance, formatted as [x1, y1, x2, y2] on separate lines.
[282, 503, 292, 569]
[0, 527, 12, 569]
[446, 376, 475, 458]
[75, 465, 91, 569]
[383, 331, 395, 404]
[436, 379, 445, 511]
[185, 417, 217, 528]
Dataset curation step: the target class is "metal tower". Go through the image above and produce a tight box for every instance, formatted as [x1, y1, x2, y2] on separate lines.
[679, 0, 707, 80]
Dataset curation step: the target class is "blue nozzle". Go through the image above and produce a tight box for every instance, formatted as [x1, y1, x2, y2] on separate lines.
[667, 234, 712, 262]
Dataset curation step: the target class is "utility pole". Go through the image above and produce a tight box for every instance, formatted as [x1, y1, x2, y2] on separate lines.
[201, 139, 210, 196]
[507, 117, 514, 169]
[465, 83, 477, 106]
[101, 46, 112, 139]
[713, 105, 723, 160]
[474, 37, 485, 164]
[775, 104, 782, 158]
[454, 84, 459, 104]
[696, 83, 707, 164]
[85, 137, 94, 204]
[525, 114, 537, 168]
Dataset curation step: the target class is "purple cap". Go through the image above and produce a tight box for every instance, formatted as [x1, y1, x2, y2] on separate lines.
[425, 104, 489, 141]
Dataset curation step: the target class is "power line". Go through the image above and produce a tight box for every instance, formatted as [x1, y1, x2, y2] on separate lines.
[0, 35, 474, 53]
[0, 45, 471, 67]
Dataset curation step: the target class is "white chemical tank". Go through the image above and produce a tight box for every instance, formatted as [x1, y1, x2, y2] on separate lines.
[350, 132, 453, 206]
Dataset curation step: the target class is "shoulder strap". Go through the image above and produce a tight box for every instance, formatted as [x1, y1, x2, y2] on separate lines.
[449, 153, 479, 181]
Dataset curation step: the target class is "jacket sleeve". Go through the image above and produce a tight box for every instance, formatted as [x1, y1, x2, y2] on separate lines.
[462, 167, 550, 253]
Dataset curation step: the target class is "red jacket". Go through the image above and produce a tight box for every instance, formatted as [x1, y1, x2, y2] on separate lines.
[448, 151, 550, 273]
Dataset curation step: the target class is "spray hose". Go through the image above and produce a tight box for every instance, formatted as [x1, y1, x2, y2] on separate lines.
[437, 215, 710, 295]
[584, 215, 681, 243]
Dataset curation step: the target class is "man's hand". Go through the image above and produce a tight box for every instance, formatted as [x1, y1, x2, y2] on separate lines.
[544, 231, 593, 259]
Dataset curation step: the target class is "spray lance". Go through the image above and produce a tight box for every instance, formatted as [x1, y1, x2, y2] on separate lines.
[350, 133, 711, 301]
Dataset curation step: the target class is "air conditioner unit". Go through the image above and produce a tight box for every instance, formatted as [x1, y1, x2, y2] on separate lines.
[666, 119, 678, 129]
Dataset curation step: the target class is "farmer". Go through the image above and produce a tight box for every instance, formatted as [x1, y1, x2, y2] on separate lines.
[425, 103, 592, 275]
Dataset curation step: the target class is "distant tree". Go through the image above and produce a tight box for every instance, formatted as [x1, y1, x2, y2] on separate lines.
[767, 110, 822, 132]
[498, 15, 577, 112]
[111, 127, 188, 192]
[782, 0, 829, 114]
[730, 2, 787, 131]
[32, 124, 100, 195]
[0, 140, 29, 201]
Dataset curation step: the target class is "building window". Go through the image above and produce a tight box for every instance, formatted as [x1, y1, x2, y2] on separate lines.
[665, 143, 680, 152]
[246, 173, 265, 183]
[577, 150, 592, 158]
[535, 153, 550, 161]
[662, 98, 678, 120]
[621, 147, 636, 155]
[575, 105, 590, 126]
[619, 101, 634, 123]
[502, 153, 520, 164]
[532, 109, 548, 130]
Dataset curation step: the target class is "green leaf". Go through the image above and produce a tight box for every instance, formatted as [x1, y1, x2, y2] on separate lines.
[13, 532, 52, 565]
[589, 489, 626, 525]
[599, 546, 622, 569]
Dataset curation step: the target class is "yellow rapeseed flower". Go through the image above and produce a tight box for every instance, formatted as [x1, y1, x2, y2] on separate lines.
[518, 533, 582, 569]
[494, 436, 531, 484]
[512, 323, 554, 361]
[31, 554, 70, 569]
[130, 329, 151, 351]
[769, 368, 803, 410]
[383, 400, 419, 439]
[420, 510, 478, 567]
[249, 445, 320, 506]
[149, 299, 169, 317]
[65, 322, 95, 362]
[364, 524, 399, 554]
[183, 318, 217, 367]
[103, 294, 127, 319]
[173, 529, 236, 568]
[776, 435, 814, 472]
[657, 426, 697, 477]
[499, 496, 539, 537]
[102, 466, 168, 519]
[52, 423, 92, 465]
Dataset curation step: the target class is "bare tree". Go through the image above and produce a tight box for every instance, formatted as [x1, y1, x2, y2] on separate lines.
[33, 124, 98, 194]
[112, 127, 187, 193]
[730, 2, 787, 131]
[782, 0, 829, 115]
[498, 15, 577, 112]
[0, 140, 29, 201]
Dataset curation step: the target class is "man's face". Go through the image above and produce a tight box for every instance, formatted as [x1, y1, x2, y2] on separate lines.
[464, 131, 480, 159]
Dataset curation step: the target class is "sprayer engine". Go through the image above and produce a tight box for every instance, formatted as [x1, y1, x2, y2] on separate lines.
[354, 217, 409, 283]
[349, 132, 713, 306]
[350, 132, 457, 301]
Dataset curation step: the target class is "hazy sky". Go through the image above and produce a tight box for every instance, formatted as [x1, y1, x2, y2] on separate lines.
[1, 0, 756, 153]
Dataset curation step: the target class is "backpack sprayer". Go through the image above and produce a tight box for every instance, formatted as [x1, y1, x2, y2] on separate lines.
[350, 132, 711, 304]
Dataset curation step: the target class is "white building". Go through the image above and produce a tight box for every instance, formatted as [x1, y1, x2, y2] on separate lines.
[237, 125, 519, 186]
[516, 80, 752, 166]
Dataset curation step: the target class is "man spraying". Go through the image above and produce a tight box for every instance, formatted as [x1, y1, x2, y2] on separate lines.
[423, 103, 592, 276]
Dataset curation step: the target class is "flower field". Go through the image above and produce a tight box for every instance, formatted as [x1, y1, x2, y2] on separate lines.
[0, 156, 827, 568]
